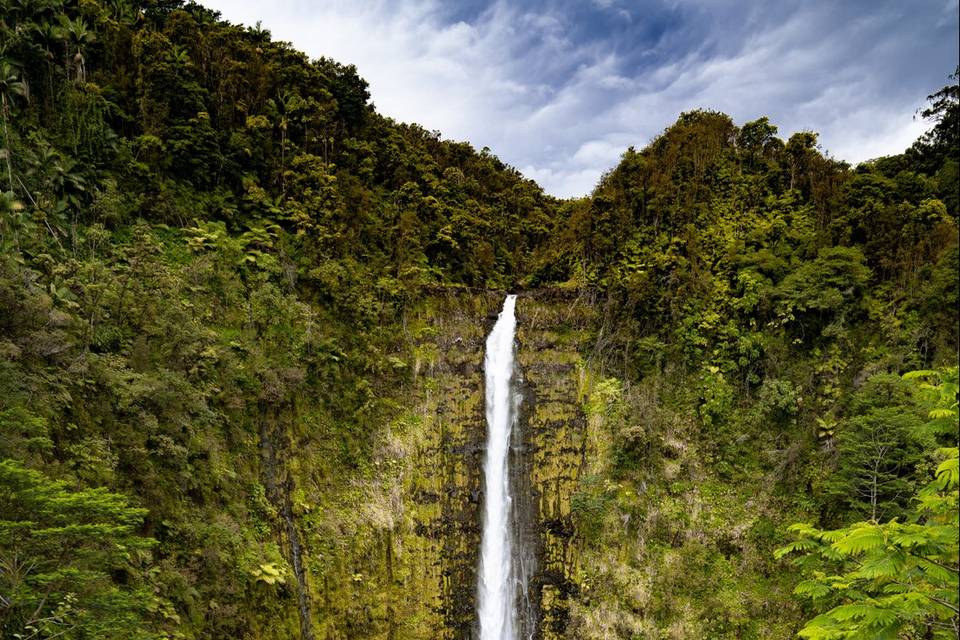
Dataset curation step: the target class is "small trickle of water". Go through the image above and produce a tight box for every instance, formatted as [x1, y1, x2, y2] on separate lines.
[478, 294, 519, 640]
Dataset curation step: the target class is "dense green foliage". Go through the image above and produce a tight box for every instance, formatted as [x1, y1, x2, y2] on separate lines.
[0, 1, 560, 637]
[0, 1, 956, 638]
[1, 0, 555, 289]
[776, 369, 958, 639]
[0, 459, 162, 638]
[549, 72, 958, 637]
[777, 367, 960, 639]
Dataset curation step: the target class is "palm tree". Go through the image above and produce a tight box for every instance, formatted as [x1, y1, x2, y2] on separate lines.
[27, 141, 83, 197]
[27, 17, 62, 111]
[49, 155, 86, 205]
[0, 59, 28, 192]
[105, 0, 137, 25]
[249, 21, 271, 44]
[267, 90, 304, 189]
[170, 44, 192, 79]
[57, 15, 94, 83]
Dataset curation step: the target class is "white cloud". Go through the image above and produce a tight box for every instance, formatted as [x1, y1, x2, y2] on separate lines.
[201, 0, 958, 198]
[520, 165, 603, 200]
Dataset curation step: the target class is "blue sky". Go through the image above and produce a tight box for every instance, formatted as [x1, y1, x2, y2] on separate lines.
[202, 0, 959, 198]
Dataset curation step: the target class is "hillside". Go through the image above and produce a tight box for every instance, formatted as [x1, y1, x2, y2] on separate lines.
[0, 2, 957, 639]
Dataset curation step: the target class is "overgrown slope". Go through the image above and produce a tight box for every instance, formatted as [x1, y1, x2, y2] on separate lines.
[537, 90, 958, 638]
[0, 1, 957, 639]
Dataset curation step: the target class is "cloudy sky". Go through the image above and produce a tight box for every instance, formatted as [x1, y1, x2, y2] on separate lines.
[202, 0, 958, 198]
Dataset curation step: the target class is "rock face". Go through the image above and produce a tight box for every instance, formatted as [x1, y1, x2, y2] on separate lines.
[515, 292, 595, 639]
[306, 291, 594, 639]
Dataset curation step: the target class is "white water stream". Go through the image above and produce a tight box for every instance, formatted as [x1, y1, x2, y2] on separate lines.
[478, 294, 519, 640]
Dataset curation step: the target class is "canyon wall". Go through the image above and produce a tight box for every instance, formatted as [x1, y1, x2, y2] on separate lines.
[300, 291, 595, 639]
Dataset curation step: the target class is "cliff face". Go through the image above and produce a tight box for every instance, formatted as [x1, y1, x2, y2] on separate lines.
[296, 291, 594, 639]
[514, 293, 596, 638]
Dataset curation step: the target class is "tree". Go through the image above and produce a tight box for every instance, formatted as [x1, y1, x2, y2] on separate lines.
[775, 246, 872, 336]
[738, 116, 782, 171]
[785, 131, 819, 191]
[777, 368, 959, 639]
[0, 59, 28, 192]
[908, 68, 960, 213]
[909, 68, 959, 174]
[822, 374, 926, 523]
[56, 15, 95, 84]
[0, 459, 163, 639]
[267, 90, 305, 190]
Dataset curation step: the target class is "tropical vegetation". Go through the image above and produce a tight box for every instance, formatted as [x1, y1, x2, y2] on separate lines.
[0, 1, 956, 638]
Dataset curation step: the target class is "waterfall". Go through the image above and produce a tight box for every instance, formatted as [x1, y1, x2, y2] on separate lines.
[478, 294, 520, 640]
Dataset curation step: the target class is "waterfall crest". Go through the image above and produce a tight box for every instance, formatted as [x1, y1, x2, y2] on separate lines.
[478, 294, 519, 640]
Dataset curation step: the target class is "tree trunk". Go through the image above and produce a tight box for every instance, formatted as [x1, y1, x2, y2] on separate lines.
[2, 95, 12, 192]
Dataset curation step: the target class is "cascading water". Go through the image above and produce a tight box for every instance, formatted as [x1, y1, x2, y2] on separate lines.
[478, 294, 520, 640]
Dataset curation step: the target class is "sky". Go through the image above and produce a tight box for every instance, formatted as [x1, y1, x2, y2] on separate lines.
[201, 0, 959, 198]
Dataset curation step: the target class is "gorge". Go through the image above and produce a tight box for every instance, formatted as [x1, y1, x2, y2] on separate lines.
[0, 2, 957, 640]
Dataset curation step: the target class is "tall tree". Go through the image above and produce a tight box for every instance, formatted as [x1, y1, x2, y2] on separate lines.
[0, 60, 27, 192]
